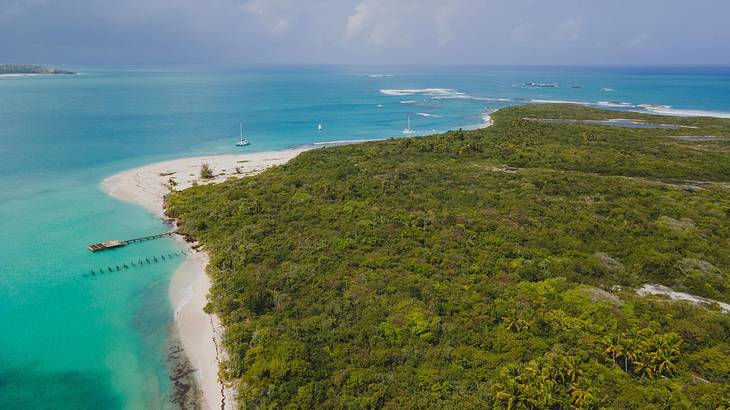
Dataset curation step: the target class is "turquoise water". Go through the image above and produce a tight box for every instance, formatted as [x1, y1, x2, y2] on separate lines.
[1, 65, 729, 408]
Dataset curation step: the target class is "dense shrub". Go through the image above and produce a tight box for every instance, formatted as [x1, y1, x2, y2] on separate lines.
[168, 105, 730, 408]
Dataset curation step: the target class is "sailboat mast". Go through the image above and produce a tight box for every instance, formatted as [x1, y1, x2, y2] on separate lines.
[240, 123, 243, 139]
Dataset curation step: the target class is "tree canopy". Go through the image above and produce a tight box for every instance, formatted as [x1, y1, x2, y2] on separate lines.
[167, 104, 730, 409]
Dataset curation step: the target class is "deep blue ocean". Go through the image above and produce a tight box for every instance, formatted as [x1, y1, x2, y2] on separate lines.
[1, 65, 729, 408]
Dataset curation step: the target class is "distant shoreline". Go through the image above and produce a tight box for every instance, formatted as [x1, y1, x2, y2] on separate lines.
[0, 73, 79, 77]
[0, 64, 76, 76]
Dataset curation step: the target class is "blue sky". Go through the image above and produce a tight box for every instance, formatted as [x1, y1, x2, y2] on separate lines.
[1, 0, 729, 65]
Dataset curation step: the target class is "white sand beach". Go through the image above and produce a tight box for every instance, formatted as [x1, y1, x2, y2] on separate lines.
[102, 147, 311, 409]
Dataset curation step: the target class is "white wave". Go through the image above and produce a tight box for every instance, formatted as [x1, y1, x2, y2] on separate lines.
[400, 100, 417, 104]
[380, 88, 468, 99]
[518, 98, 730, 120]
[313, 138, 385, 146]
[480, 109, 498, 128]
[533, 99, 639, 110]
[596, 101, 635, 108]
[0, 73, 54, 77]
[431, 93, 472, 100]
[380, 88, 517, 105]
[600, 88, 616, 92]
[521, 82, 560, 88]
[638, 105, 730, 119]
[416, 112, 442, 118]
[481, 113, 493, 127]
[368, 74, 393, 78]
[376, 104, 384, 108]
[638, 103, 672, 110]
[531, 99, 590, 105]
[381, 89, 411, 96]
[0, 72, 83, 77]
[472, 97, 512, 102]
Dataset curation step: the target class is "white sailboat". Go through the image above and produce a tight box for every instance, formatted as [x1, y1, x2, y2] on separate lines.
[402, 116, 415, 134]
[235, 123, 250, 146]
[318, 123, 324, 131]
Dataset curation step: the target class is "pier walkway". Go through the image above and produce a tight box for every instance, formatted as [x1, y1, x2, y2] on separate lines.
[87, 231, 177, 252]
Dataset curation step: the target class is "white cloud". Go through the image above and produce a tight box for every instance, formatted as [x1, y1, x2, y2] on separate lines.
[242, 0, 298, 35]
[0, 0, 46, 21]
[511, 22, 532, 43]
[627, 33, 650, 48]
[345, 0, 486, 47]
[554, 17, 582, 41]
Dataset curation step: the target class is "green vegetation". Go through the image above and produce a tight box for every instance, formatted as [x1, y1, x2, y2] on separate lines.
[167, 177, 178, 192]
[167, 104, 730, 408]
[200, 163, 214, 179]
[0, 64, 75, 75]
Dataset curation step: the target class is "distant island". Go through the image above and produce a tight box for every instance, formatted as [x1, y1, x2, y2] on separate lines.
[0, 64, 75, 75]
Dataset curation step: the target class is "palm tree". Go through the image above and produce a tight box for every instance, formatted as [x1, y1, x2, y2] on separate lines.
[632, 352, 655, 380]
[494, 380, 522, 410]
[503, 316, 530, 332]
[570, 384, 595, 408]
[500, 363, 522, 380]
[656, 356, 677, 377]
[561, 356, 582, 383]
[621, 334, 639, 373]
[648, 333, 681, 377]
[602, 335, 625, 369]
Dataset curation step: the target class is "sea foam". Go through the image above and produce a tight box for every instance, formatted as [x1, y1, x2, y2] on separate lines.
[381, 88, 468, 99]
[480, 109, 497, 127]
[638, 104, 730, 119]
[313, 138, 386, 146]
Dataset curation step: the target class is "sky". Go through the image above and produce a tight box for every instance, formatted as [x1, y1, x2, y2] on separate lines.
[1, 0, 729, 66]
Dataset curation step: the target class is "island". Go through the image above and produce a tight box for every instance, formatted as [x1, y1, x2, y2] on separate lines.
[0, 64, 75, 75]
[165, 104, 730, 408]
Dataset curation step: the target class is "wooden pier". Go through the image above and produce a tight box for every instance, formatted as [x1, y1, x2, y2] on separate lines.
[87, 231, 177, 252]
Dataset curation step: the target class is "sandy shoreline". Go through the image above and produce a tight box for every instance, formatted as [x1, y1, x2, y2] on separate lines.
[102, 147, 311, 409]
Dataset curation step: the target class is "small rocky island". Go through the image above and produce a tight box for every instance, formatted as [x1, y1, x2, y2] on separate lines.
[0, 64, 75, 75]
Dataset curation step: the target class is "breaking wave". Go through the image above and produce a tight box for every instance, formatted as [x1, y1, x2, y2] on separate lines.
[637, 105, 730, 119]
[380, 88, 469, 99]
